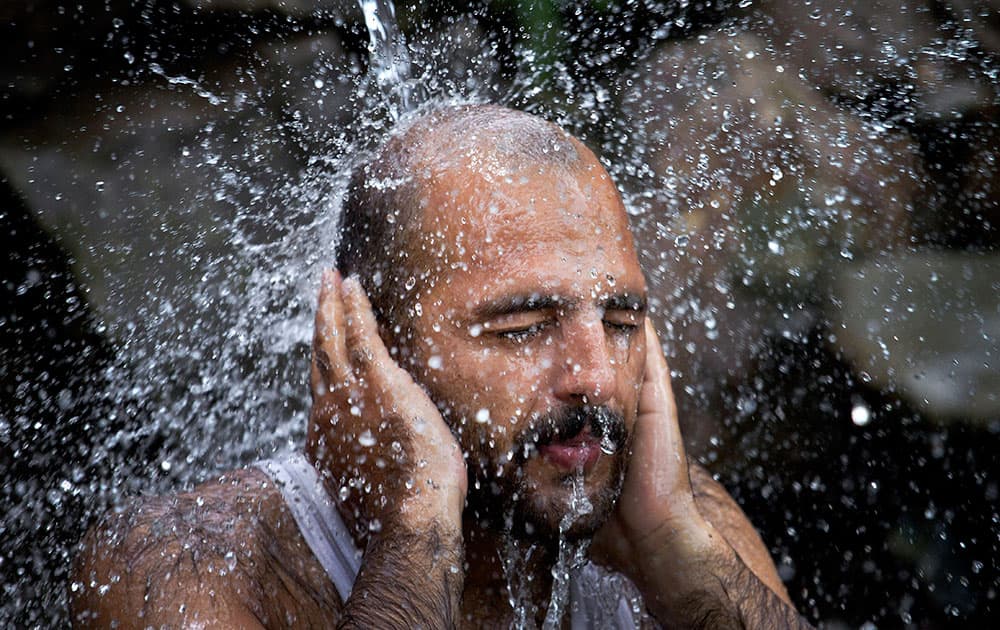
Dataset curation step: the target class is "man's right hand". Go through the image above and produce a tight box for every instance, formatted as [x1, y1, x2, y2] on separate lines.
[308, 269, 467, 537]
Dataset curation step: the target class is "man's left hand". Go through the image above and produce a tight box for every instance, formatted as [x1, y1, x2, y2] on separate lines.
[591, 320, 812, 628]
[591, 319, 725, 594]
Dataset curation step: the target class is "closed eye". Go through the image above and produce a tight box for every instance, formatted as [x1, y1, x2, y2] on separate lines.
[602, 310, 644, 336]
[604, 320, 638, 333]
[496, 321, 551, 343]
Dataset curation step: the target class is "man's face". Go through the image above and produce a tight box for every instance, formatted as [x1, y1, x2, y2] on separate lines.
[397, 151, 648, 540]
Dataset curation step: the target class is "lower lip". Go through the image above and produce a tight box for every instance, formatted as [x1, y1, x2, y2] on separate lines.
[538, 440, 602, 471]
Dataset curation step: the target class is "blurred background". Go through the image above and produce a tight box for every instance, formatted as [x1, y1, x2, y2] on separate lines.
[1, 1, 997, 627]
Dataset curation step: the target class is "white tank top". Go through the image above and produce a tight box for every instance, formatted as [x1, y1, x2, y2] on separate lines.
[256, 453, 651, 629]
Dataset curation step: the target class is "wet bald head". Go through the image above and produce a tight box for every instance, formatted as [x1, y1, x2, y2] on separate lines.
[335, 103, 590, 326]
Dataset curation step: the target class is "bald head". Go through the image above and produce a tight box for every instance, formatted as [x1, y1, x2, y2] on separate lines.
[335, 104, 597, 326]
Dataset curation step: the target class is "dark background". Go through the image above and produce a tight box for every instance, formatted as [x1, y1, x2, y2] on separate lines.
[2, 1, 998, 627]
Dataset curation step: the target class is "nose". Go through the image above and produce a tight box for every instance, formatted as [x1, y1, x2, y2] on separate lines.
[553, 315, 616, 406]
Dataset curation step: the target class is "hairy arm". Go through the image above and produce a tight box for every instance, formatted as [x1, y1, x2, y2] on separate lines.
[641, 531, 809, 630]
[689, 463, 790, 604]
[668, 463, 810, 629]
[627, 462, 810, 629]
[337, 521, 464, 629]
[310, 272, 469, 629]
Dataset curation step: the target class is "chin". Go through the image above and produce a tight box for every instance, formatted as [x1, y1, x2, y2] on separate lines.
[496, 452, 627, 544]
[534, 474, 622, 539]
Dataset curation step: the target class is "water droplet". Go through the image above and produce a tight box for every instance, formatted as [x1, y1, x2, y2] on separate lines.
[599, 433, 616, 455]
[475, 408, 491, 423]
[358, 429, 377, 447]
[851, 404, 871, 426]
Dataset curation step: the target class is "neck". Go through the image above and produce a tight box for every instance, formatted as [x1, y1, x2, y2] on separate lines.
[461, 507, 592, 628]
[305, 444, 583, 627]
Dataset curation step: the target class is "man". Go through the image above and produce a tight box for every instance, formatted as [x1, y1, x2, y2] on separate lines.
[72, 104, 812, 628]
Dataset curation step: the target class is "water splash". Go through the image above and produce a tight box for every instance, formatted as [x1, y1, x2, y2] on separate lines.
[498, 471, 595, 629]
[501, 536, 540, 628]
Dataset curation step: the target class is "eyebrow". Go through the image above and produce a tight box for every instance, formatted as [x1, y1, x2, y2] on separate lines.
[474, 294, 565, 320]
[603, 293, 647, 313]
[473, 291, 647, 319]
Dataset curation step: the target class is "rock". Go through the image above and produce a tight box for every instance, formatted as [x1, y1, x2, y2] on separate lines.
[830, 251, 1000, 423]
[625, 32, 922, 385]
[942, 0, 1000, 56]
[0, 1, 132, 107]
[950, 121, 1000, 249]
[0, 177, 123, 628]
[748, 0, 1000, 120]
[0, 29, 356, 330]
[0, 27, 361, 505]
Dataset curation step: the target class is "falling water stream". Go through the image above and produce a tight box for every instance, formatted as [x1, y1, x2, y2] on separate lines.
[542, 472, 594, 629]
[4, 0, 999, 626]
[358, 0, 422, 120]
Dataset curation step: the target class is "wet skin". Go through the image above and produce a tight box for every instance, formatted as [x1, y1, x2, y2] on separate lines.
[304, 139, 801, 627]
[303, 148, 651, 625]
[402, 155, 648, 538]
[72, 113, 804, 629]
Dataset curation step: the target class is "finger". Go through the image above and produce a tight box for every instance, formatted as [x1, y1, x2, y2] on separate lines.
[633, 318, 691, 499]
[313, 269, 352, 389]
[340, 275, 401, 393]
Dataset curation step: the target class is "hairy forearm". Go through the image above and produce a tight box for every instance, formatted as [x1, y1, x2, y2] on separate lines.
[641, 537, 813, 630]
[337, 521, 465, 629]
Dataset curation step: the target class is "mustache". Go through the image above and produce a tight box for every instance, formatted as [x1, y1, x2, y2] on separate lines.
[515, 405, 627, 461]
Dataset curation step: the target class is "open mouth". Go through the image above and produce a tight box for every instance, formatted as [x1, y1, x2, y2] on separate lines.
[514, 406, 626, 473]
[537, 427, 603, 472]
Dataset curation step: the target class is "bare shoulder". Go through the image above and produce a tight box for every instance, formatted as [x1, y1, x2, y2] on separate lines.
[688, 462, 791, 603]
[71, 467, 342, 629]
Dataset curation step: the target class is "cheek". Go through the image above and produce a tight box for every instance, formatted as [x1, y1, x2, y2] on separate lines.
[462, 346, 552, 402]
